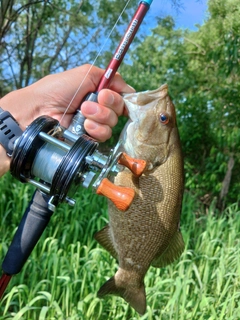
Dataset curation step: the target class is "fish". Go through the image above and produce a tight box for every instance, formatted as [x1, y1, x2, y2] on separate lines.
[94, 84, 184, 315]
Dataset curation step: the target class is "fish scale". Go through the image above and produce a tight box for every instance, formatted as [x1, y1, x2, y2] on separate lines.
[95, 84, 184, 315]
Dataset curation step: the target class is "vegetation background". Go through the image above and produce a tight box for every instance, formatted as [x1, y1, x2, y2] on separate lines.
[0, 0, 239, 318]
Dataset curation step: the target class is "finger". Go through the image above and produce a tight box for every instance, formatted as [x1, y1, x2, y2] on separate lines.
[97, 89, 125, 117]
[81, 100, 118, 127]
[109, 73, 136, 94]
[84, 119, 112, 142]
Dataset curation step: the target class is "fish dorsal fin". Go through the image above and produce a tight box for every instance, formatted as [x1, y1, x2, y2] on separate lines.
[97, 276, 146, 315]
[137, 85, 168, 106]
[151, 231, 185, 268]
[94, 225, 118, 260]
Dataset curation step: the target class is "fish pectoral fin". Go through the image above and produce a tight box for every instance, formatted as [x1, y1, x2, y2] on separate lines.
[97, 276, 146, 315]
[151, 231, 185, 268]
[94, 225, 118, 260]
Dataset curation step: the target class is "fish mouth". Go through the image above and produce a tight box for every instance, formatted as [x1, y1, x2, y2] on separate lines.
[119, 118, 132, 144]
[125, 106, 140, 124]
[123, 84, 169, 123]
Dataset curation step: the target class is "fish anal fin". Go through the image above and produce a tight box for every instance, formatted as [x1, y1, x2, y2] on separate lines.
[151, 231, 185, 268]
[97, 275, 146, 315]
[94, 225, 118, 260]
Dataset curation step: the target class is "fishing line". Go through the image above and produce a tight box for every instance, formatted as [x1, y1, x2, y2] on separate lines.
[57, 0, 132, 128]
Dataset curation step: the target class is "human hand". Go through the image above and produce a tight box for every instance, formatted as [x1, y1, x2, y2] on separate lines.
[0, 64, 134, 141]
[0, 64, 134, 175]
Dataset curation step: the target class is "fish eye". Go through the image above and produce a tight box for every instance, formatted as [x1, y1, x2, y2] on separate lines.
[159, 113, 169, 124]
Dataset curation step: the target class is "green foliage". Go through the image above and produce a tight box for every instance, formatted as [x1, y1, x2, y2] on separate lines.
[0, 0, 140, 95]
[120, 0, 240, 206]
[0, 177, 239, 319]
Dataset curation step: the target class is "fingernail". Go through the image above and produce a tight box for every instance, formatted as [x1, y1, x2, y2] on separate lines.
[105, 91, 114, 105]
[86, 120, 98, 130]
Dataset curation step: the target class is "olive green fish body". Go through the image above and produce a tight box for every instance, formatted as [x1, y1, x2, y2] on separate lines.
[95, 85, 184, 315]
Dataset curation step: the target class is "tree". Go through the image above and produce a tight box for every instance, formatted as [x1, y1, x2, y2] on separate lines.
[0, 0, 186, 96]
[0, 0, 141, 95]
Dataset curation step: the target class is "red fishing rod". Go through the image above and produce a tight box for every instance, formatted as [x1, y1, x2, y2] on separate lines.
[0, 0, 153, 301]
[97, 0, 152, 91]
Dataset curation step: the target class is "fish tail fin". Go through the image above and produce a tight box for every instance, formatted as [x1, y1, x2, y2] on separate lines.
[97, 275, 146, 315]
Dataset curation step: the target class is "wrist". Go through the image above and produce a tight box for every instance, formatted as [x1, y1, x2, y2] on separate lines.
[0, 94, 18, 176]
[0, 87, 34, 178]
[0, 86, 36, 129]
[0, 107, 23, 177]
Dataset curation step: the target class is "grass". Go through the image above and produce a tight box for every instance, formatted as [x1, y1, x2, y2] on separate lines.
[0, 173, 239, 319]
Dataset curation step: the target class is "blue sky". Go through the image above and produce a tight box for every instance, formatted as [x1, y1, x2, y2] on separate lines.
[148, 0, 208, 30]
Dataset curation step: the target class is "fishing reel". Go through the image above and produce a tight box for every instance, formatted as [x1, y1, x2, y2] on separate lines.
[0, 111, 146, 285]
[10, 114, 145, 212]
[0, 103, 146, 298]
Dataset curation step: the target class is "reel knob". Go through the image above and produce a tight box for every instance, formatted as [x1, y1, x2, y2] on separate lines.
[118, 153, 146, 177]
[96, 178, 135, 211]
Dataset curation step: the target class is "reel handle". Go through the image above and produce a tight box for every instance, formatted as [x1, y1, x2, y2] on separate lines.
[96, 178, 135, 211]
[2, 190, 53, 275]
[118, 153, 146, 177]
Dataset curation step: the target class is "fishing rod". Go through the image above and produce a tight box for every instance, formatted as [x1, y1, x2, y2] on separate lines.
[0, 0, 153, 300]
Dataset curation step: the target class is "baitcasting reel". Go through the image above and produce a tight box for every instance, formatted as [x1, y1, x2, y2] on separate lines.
[0, 112, 146, 289]
[10, 114, 145, 212]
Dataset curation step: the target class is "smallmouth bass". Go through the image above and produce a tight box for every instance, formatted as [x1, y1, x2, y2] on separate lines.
[95, 84, 184, 315]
